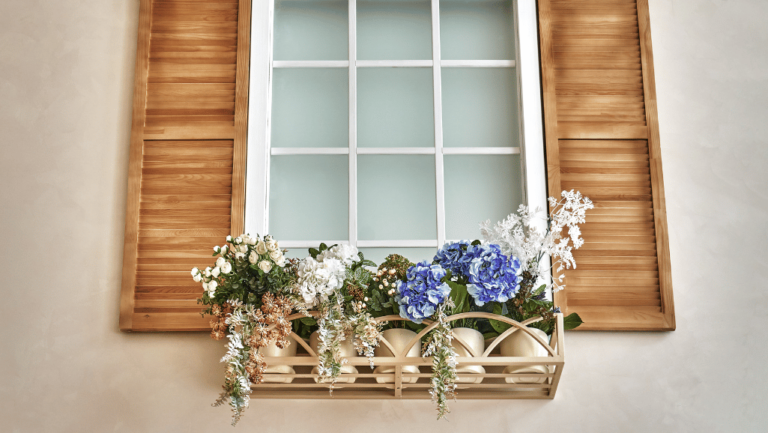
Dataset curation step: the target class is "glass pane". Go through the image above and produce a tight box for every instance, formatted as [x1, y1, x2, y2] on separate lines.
[442, 68, 519, 147]
[357, 0, 432, 60]
[440, 0, 514, 60]
[358, 68, 434, 148]
[358, 248, 437, 266]
[269, 155, 348, 241]
[274, 0, 348, 61]
[444, 155, 522, 240]
[272, 68, 348, 148]
[358, 155, 436, 240]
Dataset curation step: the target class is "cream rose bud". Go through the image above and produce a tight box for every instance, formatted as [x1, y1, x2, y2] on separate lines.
[247, 236, 256, 245]
[258, 260, 272, 273]
[276, 256, 286, 268]
[255, 241, 268, 255]
[191, 267, 199, 277]
[269, 250, 282, 261]
[226, 235, 233, 242]
[208, 280, 217, 292]
[216, 257, 226, 268]
[221, 245, 228, 254]
[204, 267, 212, 277]
[238, 244, 248, 254]
[221, 262, 232, 274]
[235, 252, 245, 260]
[212, 267, 221, 278]
[266, 240, 278, 252]
[249, 251, 259, 264]
[193, 273, 203, 283]
[202, 281, 209, 291]
[235, 236, 243, 244]
[213, 246, 220, 253]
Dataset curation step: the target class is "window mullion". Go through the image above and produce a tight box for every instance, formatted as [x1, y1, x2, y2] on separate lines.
[348, 0, 358, 248]
[431, 0, 445, 249]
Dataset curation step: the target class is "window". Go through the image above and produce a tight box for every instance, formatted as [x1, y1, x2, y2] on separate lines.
[245, 0, 546, 264]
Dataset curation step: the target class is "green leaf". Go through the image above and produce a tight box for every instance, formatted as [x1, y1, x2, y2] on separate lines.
[300, 317, 317, 326]
[533, 284, 547, 296]
[483, 331, 499, 340]
[319, 243, 328, 251]
[471, 239, 481, 246]
[447, 281, 470, 315]
[308, 248, 320, 258]
[563, 313, 583, 330]
[361, 260, 376, 268]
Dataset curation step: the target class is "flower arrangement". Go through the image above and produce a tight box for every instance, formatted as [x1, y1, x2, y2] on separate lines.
[194, 191, 592, 425]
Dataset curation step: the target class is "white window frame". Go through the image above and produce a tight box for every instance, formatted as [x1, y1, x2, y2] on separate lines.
[245, 0, 547, 249]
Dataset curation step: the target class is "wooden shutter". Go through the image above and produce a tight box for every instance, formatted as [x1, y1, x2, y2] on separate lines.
[119, 0, 251, 331]
[538, 0, 675, 330]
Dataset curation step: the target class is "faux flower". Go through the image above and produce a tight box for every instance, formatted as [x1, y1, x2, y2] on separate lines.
[220, 261, 232, 274]
[258, 260, 272, 273]
[294, 257, 345, 306]
[275, 257, 286, 268]
[212, 267, 221, 278]
[207, 280, 217, 296]
[318, 244, 360, 267]
[191, 267, 199, 277]
[256, 241, 268, 255]
[193, 273, 203, 283]
[235, 236, 243, 245]
[204, 267, 212, 277]
[396, 262, 451, 324]
[464, 244, 522, 306]
[226, 235, 233, 242]
[216, 257, 226, 268]
[266, 240, 278, 252]
[249, 251, 259, 264]
[433, 240, 472, 275]
[221, 245, 228, 254]
[247, 236, 257, 246]
[269, 250, 282, 262]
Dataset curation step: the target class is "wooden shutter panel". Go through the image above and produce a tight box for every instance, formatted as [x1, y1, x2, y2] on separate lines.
[538, 0, 675, 330]
[119, 0, 251, 331]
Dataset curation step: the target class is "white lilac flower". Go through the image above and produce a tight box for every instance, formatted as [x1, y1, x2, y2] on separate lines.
[258, 260, 272, 273]
[220, 262, 232, 274]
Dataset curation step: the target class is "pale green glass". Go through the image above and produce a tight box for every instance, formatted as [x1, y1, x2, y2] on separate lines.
[358, 248, 437, 266]
[358, 68, 434, 148]
[269, 155, 348, 241]
[274, 0, 348, 60]
[442, 68, 519, 147]
[358, 155, 436, 240]
[444, 155, 522, 240]
[357, 0, 432, 60]
[271, 68, 348, 148]
[440, 0, 514, 60]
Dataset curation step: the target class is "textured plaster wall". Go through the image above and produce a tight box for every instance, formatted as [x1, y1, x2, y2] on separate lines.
[1, 0, 767, 431]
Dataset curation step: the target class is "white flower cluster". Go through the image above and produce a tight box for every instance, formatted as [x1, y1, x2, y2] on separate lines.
[480, 190, 593, 292]
[192, 234, 286, 299]
[293, 244, 360, 307]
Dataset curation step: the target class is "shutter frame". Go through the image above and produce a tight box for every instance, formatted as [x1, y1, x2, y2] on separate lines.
[538, 0, 675, 331]
[119, 0, 251, 332]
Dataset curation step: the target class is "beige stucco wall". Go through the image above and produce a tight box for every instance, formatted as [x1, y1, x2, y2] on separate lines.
[2, 0, 767, 431]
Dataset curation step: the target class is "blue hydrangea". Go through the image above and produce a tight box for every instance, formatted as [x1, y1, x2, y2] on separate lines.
[396, 261, 451, 324]
[433, 240, 473, 276]
[465, 244, 522, 306]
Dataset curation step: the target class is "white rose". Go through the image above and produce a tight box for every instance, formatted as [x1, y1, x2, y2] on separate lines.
[212, 267, 221, 278]
[276, 256, 286, 268]
[247, 236, 256, 245]
[204, 267, 212, 277]
[235, 236, 243, 245]
[235, 252, 245, 260]
[221, 245, 228, 254]
[226, 235, 233, 242]
[238, 244, 248, 254]
[249, 251, 259, 264]
[216, 257, 226, 267]
[213, 246, 220, 253]
[266, 240, 278, 252]
[256, 241, 268, 255]
[265, 235, 273, 241]
[258, 260, 272, 273]
[269, 250, 282, 262]
[207, 280, 217, 295]
[221, 262, 232, 274]
[191, 267, 199, 277]
[202, 281, 209, 291]
[193, 273, 203, 283]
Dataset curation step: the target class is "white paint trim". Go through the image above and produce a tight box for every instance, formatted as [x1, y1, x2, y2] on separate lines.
[244, 0, 273, 236]
[442, 147, 521, 155]
[356, 60, 433, 68]
[271, 148, 349, 155]
[272, 60, 349, 68]
[280, 240, 349, 249]
[441, 60, 516, 68]
[348, 0, 358, 247]
[357, 147, 435, 155]
[432, 0, 446, 249]
[357, 240, 439, 248]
